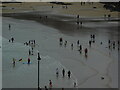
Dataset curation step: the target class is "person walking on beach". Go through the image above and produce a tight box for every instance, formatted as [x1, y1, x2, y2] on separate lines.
[77, 40, 79, 46]
[78, 45, 82, 51]
[9, 39, 11, 42]
[9, 24, 11, 30]
[13, 58, 16, 65]
[81, 2, 83, 5]
[28, 40, 31, 45]
[90, 34, 93, 41]
[49, 80, 52, 88]
[83, 2, 85, 5]
[113, 41, 115, 49]
[29, 49, 31, 56]
[108, 40, 111, 49]
[26, 42, 29, 46]
[118, 41, 119, 45]
[11, 37, 14, 43]
[93, 34, 95, 43]
[93, 34, 95, 39]
[28, 58, 30, 64]
[108, 40, 111, 44]
[108, 14, 111, 20]
[85, 48, 88, 56]
[64, 40, 67, 47]
[74, 82, 77, 87]
[33, 40, 35, 45]
[90, 34, 93, 39]
[59, 37, 63, 45]
[80, 21, 83, 27]
[52, 5, 53, 8]
[62, 69, 65, 77]
[89, 40, 92, 46]
[31, 47, 33, 51]
[71, 43, 73, 50]
[56, 68, 59, 77]
[68, 70, 71, 78]
[12, 58, 16, 67]
[77, 15, 79, 19]
[31, 47, 34, 55]
[76, 21, 79, 25]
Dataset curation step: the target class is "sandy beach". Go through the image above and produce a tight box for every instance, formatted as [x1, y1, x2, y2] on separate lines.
[2, 2, 120, 35]
[2, 2, 120, 17]
[1, 2, 119, 89]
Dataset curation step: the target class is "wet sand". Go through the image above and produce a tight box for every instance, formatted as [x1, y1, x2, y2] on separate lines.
[2, 16, 119, 88]
[2, 2, 119, 88]
[2, 2, 120, 36]
[2, 11, 120, 37]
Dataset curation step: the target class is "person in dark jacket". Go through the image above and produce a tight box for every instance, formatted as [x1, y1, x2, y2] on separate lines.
[62, 69, 65, 77]
[68, 70, 71, 78]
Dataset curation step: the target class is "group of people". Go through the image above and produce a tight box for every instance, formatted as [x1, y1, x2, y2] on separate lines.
[88, 34, 96, 47]
[56, 68, 71, 79]
[12, 57, 31, 67]
[12, 39, 37, 66]
[108, 40, 119, 50]
[40, 68, 73, 89]
[24, 40, 36, 46]
[24, 40, 36, 56]
[39, 80, 53, 89]
[80, 2, 94, 6]
[59, 37, 74, 49]
[40, 84, 64, 90]
[76, 15, 83, 27]
[59, 37, 89, 57]
[8, 24, 14, 43]
[90, 34, 96, 43]
[39, 15, 48, 20]
[104, 14, 111, 20]
[8, 24, 32, 67]
[9, 37, 15, 43]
